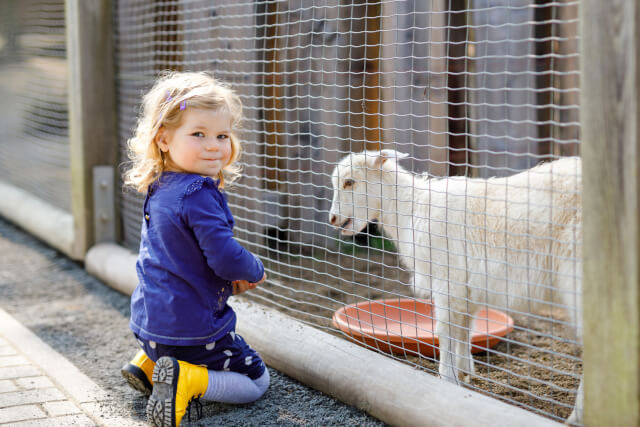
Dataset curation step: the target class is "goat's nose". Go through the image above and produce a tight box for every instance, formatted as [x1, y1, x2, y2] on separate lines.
[330, 215, 337, 225]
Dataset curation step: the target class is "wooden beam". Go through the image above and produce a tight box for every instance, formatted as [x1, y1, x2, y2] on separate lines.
[66, 0, 118, 258]
[580, 1, 640, 424]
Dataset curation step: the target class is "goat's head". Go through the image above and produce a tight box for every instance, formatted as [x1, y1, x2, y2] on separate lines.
[328, 150, 408, 236]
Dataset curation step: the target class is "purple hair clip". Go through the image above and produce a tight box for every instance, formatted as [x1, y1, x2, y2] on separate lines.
[157, 93, 185, 125]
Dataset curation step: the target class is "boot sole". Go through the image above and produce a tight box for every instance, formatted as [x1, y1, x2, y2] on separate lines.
[146, 357, 179, 427]
[121, 363, 152, 396]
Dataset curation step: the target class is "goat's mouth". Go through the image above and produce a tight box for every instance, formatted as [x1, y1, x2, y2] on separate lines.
[339, 218, 358, 236]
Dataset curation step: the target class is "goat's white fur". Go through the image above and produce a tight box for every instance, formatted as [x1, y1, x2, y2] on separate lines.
[329, 150, 583, 424]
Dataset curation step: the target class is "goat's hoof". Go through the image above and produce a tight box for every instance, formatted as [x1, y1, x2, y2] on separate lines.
[456, 370, 472, 384]
[439, 373, 458, 385]
[565, 412, 581, 426]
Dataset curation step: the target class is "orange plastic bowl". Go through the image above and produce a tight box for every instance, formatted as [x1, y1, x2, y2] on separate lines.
[332, 299, 514, 357]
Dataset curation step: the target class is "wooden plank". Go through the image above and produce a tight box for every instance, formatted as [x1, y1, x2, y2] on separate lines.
[447, 1, 471, 177]
[262, 1, 288, 193]
[469, 0, 539, 178]
[285, 0, 346, 249]
[380, 0, 448, 177]
[338, 0, 382, 154]
[0, 1, 18, 56]
[114, 0, 155, 252]
[65, 0, 118, 259]
[580, 1, 640, 425]
[553, 0, 580, 157]
[221, 1, 276, 251]
[271, 0, 385, 249]
[249, 0, 353, 250]
[178, 0, 267, 250]
[533, 0, 554, 162]
[154, 0, 181, 71]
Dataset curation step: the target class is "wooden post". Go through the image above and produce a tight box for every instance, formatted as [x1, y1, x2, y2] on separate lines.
[154, 0, 181, 71]
[262, 1, 287, 192]
[469, 0, 540, 178]
[533, 0, 554, 162]
[447, 0, 470, 176]
[553, 0, 580, 157]
[580, 1, 640, 425]
[66, 0, 118, 259]
[338, 0, 383, 153]
[380, 0, 448, 177]
[175, 0, 264, 250]
[362, 1, 383, 152]
[253, 0, 357, 250]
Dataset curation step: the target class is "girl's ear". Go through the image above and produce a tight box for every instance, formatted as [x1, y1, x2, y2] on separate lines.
[155, 127, 169, 152]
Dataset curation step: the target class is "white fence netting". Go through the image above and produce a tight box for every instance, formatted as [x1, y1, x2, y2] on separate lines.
[0, 0, 70, 211]
[114, 0, 581, 422]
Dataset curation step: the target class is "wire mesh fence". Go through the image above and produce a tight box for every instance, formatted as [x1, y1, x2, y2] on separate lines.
[0, 0, 70, 211]
[116, 0, 580, 423]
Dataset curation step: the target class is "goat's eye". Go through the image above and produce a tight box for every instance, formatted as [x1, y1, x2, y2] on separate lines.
[343, 179, 354, 189]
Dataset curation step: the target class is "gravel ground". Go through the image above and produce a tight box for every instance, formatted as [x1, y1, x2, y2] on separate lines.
[0, 217, 385, 427]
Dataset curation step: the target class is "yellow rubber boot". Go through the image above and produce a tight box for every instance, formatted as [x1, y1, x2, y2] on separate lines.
[121, 350, 155, 396]
[146, 356, 208, 427]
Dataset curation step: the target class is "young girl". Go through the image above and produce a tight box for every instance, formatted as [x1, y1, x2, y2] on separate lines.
[121, 71, 269, 427]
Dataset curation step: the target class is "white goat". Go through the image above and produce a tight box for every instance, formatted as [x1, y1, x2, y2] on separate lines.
[328, 150, 583, 424]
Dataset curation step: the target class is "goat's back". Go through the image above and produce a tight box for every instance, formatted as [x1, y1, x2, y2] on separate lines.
[410, 157, 582, 314]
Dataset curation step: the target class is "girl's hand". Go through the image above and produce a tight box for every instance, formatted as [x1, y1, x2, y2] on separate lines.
[232, 274, 266, 295]
[254, 273, 267, 285]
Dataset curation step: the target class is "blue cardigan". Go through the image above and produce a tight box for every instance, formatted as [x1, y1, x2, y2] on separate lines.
[130, 172, 264, 346]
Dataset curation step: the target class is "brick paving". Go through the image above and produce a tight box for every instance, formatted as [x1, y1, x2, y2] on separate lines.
[0, 308, 143, 426]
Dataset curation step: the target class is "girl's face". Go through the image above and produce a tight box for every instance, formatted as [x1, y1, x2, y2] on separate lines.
[157, 108, 233, 177]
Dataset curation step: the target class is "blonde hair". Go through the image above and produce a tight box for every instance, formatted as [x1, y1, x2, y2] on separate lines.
[124, 71, 243, 193]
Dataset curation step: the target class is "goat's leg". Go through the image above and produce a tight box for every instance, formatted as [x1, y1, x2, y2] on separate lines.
[411, 272, 433, 300]
[566, 379, 583, 425]
[436, 302, 457, 384]
[556, 247, 583, 424]
[454, 311, 474, 382]
[435, 296, 472, 384]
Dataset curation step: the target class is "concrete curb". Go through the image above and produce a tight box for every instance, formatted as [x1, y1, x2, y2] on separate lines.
[0, 308, 145, 426]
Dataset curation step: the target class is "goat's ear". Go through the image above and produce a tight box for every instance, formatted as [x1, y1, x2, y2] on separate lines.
[373, 149, 409, 168]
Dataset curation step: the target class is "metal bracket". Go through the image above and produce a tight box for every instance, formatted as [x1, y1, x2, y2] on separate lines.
[93, 166, 116, 243]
